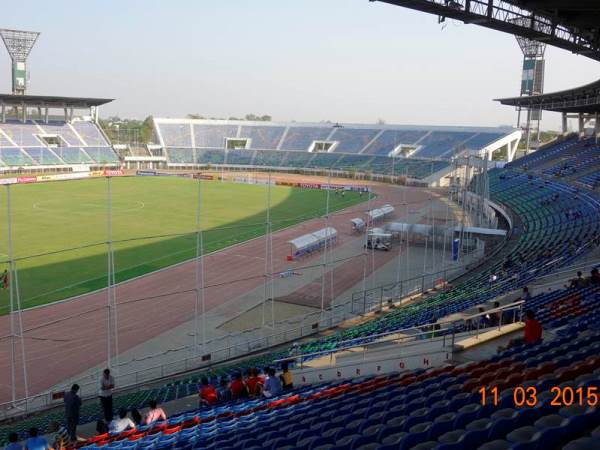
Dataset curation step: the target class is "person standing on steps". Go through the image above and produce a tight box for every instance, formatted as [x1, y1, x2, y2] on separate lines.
[64, 384, 81, 443]
[99, 368, 115, 423]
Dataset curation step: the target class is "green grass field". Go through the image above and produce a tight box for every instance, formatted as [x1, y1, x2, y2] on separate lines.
[0, 176, 365, 313]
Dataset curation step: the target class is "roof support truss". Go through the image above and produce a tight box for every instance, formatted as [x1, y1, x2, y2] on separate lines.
[375, 0, 600, 61]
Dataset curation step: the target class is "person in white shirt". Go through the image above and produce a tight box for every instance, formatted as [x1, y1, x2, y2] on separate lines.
[99, 369, 115, 422]
[109, 409, 136, 434]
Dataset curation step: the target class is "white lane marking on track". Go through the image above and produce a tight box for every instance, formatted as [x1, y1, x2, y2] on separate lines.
[223, 254, 265, 260]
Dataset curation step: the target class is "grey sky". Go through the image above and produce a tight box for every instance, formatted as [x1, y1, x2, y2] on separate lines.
[0, 0, 597, 130]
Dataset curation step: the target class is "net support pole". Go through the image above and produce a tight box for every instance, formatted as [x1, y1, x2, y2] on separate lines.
[361, 188, 373, 293]
[404, 167, 410, 291]
[194, 174, 207, 353]
[268, 172, 275, 329]
[394, 185, 403, 298]
[262, 171, 274, 329]
[106, 176, 119, 372]
[6, 182, 30, 403]
[6, 184, 16, 404]
[320, 169, 332, 318]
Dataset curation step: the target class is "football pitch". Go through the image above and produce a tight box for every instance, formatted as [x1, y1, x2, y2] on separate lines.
[0, 176, 365, 313]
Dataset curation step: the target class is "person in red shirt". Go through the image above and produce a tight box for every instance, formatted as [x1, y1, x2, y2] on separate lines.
[523, 310, 542, 344]
[245, 368, 260, 397]
[229, 372, 248, 399]
[198, 377, 218, 407]
[499, 310, 543, 352]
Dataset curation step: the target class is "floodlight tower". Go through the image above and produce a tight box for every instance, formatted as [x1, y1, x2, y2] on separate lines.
[0, 28, 40, 95]
[512, 19, 546, 154]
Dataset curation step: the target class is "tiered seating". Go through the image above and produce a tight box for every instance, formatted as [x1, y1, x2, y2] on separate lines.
[279, 126, 332, 151]
[0, 120, 119, 166]
[239, 126, 286, 150]
[225, 150, 255, 165]
[37, 121, 85, 146]
[578, 170, 600, 189]
[77, 326, 600, 450]
[462, 132, 505, 150]
[71, 121, 110, 147]
[335, 154, 374, 170]
[367, 157, 448, 178]
[23, 148, 63, 165]
[84, 147, 120, 164]
[523, 284, 600, 331]
[53, 147, 94, 164]
[158, 123, 192, 148]
[330, 128, 379, 153]
[193, 124, 237, 148]
[283, 151, 314, 168]
[0, 148, 34, 166]
[307, 152, 342, 168]
[363, 130, 428, 156]
[508, 136, 579, 170]
[196, 149, 225, 165]
[412, 131, 475, 159]
[541, 139, 600, 177]
[251, 150, 287, 167]
[0, 121, 43, 146]
[167, 148, 194, 164]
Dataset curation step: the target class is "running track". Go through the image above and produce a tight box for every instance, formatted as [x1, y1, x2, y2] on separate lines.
[0, 178, 437, 403]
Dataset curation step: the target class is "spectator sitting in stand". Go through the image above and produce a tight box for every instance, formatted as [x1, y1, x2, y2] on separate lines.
[49, 422, 69, 450]
[198, 377, 218, 406]
[498, 310, 543, 352]
[216, 377, 231, 403]
[262, 367, 282, 398]
[109, 408, 136, 434]
[143, 400, 167, 425]
[570, 271, 585, 289]
[279, 362, 293, 391]
[229, 372, 248, 400]
[245, 368, 263, 397]
[24, 429, 48, 450]
[5, 432, 22, 450]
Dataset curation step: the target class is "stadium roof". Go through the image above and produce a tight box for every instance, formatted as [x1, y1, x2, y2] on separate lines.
[374, 1, 600, 61]
[0, 94, 113, 108]
[495, 78, 600, 113]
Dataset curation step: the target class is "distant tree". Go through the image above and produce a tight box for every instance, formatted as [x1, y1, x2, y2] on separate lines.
[99, 115, 155, 145]
[376, 118, 386, 125]
[244, 113, 271, 122]
[187, 113, 205, 119]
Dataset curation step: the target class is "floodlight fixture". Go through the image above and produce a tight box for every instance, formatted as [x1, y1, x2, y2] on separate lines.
[0, 28, 40, 95]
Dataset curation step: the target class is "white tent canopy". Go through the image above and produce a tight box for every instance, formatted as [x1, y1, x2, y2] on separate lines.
[288, 227, 338, 257]
[367, 204, 394, 222]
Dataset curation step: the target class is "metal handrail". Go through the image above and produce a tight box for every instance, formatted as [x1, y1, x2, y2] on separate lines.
[274, 300, 525, 364]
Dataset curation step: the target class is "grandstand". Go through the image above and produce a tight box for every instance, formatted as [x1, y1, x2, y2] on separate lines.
[0, 94, 120, 168]
[150, 119, 520, 183]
